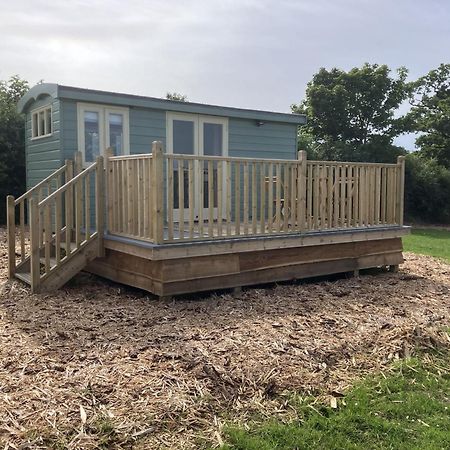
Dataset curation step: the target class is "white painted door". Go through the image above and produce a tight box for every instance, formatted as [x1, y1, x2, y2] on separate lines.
[167, 113, 228, 221]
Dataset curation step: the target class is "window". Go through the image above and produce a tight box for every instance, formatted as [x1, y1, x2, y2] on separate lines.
[31, 105, 52, 139]
[77, 103, 129, 166]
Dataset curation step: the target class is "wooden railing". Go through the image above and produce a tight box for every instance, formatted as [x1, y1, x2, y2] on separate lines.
[29, 157, 104, 291]
[7, 161, 73, 278]
[7, 155, 104, 290]
[105, 142, 406, 244]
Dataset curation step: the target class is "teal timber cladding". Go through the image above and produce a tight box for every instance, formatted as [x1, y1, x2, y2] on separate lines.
[22, 83, 303, 190]
[229, 118, 297, 160]
[25, 96, 62, 190]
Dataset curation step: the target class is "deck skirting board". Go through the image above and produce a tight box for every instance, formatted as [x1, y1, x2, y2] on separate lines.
[86, 234, 405, 297]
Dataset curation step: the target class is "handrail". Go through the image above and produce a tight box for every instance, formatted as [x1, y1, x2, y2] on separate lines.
[166, 153, 399, 167]
[14, 164, 68, 204]
[38, 162, 98, 208]
[109, 154, 153, 161]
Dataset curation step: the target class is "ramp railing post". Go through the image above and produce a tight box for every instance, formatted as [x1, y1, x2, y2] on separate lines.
[95, 156, 105, 257]
[29, 197, 40, 292]
[7, 195, 16, 279]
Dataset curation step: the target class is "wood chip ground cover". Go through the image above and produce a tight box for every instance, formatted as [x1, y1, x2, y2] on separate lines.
[0, 228, 449, 449]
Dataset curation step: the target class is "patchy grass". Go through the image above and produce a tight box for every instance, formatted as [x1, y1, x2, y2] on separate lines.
[403, 228, 450, 262]
[220, 350, 450, 450]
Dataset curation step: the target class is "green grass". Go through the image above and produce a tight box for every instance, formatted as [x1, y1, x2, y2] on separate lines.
[220, 352, 450, 450]
[403, 228, 450, 262]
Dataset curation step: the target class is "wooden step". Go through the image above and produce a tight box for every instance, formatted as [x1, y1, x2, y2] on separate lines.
[15, 272, 31, 285]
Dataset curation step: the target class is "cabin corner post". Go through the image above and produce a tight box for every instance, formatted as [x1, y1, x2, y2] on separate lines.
[104, 147, 114, 234]
[297, 150, 307, 231]
[95, 155, 105, 257]
[7, 195, 16, 279]
[29, 197, 40, 293]
[396, 155, 406, 226]
[152, 141, 164, 244]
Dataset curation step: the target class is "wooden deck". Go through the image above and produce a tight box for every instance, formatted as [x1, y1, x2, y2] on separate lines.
[86, 226, 408, 296]
[6, 142, 409, 295]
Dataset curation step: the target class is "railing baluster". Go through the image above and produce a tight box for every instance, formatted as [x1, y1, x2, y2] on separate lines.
[55, 192, 61, 264]
[243, 161, 249, 234]
[198, 160, 204, 238]
[188, 159, 195, 239]
[85, 172, 91, 240]
[208, 160, 214, 237]
[267, 163, 273, 233]
[179, 158, 185, 240]
[226, 160, 232, 236]
[252, 162, 257, 235]
[44, 203, 51, 274]
[19, 200, 25, 262]
[167, 157, 174, 241]
[234, 162, 240, 236]
[260, 162, 266, 234]
[217, 160, 223, 237]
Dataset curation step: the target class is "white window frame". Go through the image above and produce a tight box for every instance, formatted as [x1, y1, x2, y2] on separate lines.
[31, 105, 53, 140]
[77, 102, 130, 166]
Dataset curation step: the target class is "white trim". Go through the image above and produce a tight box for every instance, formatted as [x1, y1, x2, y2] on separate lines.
[30, 104, 53, 140]
[77, 102, 130, 167]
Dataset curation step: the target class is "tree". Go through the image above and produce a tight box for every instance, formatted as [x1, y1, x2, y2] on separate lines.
[0, 75, 29, 223]
[166, 92, 187, 102]
[408, 63, 450, 168]
[292, 64, 411, 162]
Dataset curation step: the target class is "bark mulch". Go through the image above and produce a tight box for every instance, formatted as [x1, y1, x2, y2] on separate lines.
[0, 227, 449, 449]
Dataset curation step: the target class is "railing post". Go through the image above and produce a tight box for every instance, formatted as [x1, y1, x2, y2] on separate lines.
[64, 159, 74, 249]
[29, 197, 41, 293]
[397, 155, 406, 226]
[152, 141, 165, 244]
[105, 147, 114, 234]
[95, 156, 105, 257]
[297, 150, 307, 231]
[74, 151, 83, 175]
[7, 195, 16, 279]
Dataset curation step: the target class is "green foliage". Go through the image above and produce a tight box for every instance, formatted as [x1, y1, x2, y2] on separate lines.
[220, 352, 450, 450]
[166, 92, 188, 102]
[293, 64, 411, 163]
[403, 228, 450, 262]
[404, 153, 450, 224]
[0, 75, 29, 223]
[408, 64, 450, 168]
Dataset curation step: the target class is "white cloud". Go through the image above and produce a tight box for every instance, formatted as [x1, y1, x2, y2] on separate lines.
[0, 0, 448, 137]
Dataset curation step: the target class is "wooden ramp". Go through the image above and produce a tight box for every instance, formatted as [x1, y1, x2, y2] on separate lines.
[7, 155, 105, 293]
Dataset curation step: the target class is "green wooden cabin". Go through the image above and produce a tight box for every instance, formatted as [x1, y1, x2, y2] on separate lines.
[17, 83, 306, 190]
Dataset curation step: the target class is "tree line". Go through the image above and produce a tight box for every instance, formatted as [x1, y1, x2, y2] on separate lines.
[292, 63, 450, 224]
[0, 64, 449, 224]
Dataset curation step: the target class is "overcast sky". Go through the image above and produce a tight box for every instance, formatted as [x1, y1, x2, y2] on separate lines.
[1, 0, 449, 149]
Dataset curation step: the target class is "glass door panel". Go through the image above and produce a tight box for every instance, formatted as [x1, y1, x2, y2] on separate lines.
[202, 123, 223, 209]
[107, 112, 124, 156]
[84, 111, 100, 163]
[171, 119, 195, 213]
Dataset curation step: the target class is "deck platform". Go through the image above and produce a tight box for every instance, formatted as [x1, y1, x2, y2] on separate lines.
[86, 226, 409, 297]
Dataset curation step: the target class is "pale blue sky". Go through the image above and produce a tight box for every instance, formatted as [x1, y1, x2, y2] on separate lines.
[1, 0, 449, 150]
